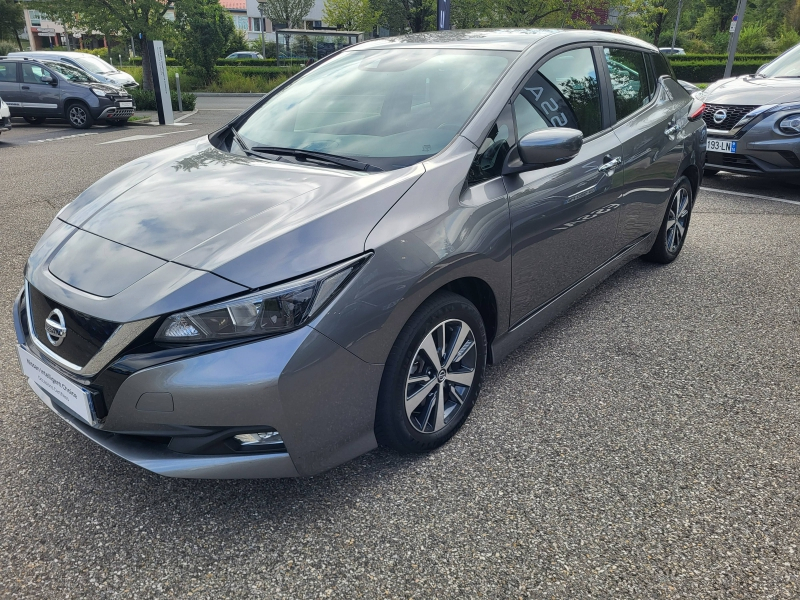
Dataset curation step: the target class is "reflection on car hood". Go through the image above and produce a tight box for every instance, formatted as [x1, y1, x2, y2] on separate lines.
[57, 137, 424, 290]
[703, 75, 800, 105]
[74, 82, 126, 94]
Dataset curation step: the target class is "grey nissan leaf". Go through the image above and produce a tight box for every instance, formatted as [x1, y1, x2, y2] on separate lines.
[14, 29, 706, 479]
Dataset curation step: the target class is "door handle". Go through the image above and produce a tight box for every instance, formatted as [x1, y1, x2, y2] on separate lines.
[598, 156, 622, 176]
[665, 123, 681, 136]
[21, 85, 30, 90]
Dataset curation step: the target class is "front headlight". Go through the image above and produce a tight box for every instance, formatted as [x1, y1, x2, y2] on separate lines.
[779, 114, 800, 134]
[91, 88, 107, 97]
[154, 254, 371, 343]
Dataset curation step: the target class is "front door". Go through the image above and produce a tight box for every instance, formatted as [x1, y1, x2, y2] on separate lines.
[19, 63, 61, 117]
[0, 62, 21, 114]
[505, 46, 625, 325]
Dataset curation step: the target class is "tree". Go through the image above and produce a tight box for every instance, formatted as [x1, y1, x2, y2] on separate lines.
[323, 0, 381, 32]
[175, 0, 235, 83]
[32, 0, 173, 90]
[0, 0, 26, 50]
[257, 0, 316, 29]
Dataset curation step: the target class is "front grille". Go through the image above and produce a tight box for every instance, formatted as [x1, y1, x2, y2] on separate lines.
[108, 108, 135, 118]
[28, 285, 119, 369]
[702, 104, 760, 132]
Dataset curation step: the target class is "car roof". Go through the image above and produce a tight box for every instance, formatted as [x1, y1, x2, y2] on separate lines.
[8, 51, 81, 58]
[354, 28, 658, 52]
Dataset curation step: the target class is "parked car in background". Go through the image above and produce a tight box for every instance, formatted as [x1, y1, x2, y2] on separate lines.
[695, 41, 800, 177]
[7, 51, 138, 88]
[659, 47, 686, 56]
[0, 94, 10, 135]
[14, 29, 705, 479]
[225, 51, 264, 60]
[0, 57, 135, 128]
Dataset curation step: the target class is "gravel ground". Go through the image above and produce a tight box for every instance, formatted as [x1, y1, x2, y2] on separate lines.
[0, 111, 798, 599]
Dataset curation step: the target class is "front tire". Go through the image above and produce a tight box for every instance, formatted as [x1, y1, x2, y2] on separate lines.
[643, 176, 694, 264]
[67, 102, 94, 129]
[375, 291, 487, 453]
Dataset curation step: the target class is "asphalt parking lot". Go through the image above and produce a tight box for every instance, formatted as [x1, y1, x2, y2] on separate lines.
[1, 100, 799, 599]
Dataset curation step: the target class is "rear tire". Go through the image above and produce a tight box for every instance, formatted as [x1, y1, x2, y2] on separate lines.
[643, 176, 694, 264]
[703, 168, 720, 176]
[24, 116, 46, 125]
[375, 291, 487, 454]
[67, 102, 94, 129]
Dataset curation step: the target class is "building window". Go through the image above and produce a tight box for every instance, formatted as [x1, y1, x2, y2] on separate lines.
[250, 17, 263, 32]
[29, 10, 45, 26]
[235, 16, 248, 31]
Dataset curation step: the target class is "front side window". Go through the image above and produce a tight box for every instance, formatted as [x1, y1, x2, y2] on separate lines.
[22, 64, 52, 85]
[512, 47, 603, 139]
[604, 48, 653, 121]
[237, 48, 514, 170]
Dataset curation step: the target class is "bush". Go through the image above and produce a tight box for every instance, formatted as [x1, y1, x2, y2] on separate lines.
[0, 40, 19, 56]
[775, 27, 800, 52]
[204, 69, 289, 93]
[217, 65, 304, 77]
[130, 88, 196, 112]
[216, 58, 307, 67]
[671, 60, 765, 82]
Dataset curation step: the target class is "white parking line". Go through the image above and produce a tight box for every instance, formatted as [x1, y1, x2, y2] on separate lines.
[700, 186, 800, 207]
[97, 129, 198, 145]
[29, 132, 100, 144]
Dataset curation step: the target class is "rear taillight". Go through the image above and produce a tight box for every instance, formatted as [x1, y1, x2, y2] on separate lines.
[689, 102, 706, 121]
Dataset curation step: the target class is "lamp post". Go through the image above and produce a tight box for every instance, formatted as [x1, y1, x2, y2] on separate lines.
[257, 0, 268, 58]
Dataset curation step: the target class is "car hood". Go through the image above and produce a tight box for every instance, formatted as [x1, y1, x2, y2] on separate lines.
[73, 81, 126, 95]
[29, 137, 423, 320]
[703, 75, 800, 105]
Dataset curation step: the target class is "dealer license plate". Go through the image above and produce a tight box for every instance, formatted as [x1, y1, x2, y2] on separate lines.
[119, 101, 133, 108]
[707, 138, 736, 153]
[17, 346, 95, 425]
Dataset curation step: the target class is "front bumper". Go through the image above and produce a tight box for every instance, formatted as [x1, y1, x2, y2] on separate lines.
[705, 111, 800, 177]
[98, 103, 136, 121]
[13, 287, 384, 479]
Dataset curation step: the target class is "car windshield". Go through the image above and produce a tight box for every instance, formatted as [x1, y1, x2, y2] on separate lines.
[43, 61, 97, 83]
[73, 55, 116, 74]
[236, 48, 514, 170]
[760, 44, 800, 77]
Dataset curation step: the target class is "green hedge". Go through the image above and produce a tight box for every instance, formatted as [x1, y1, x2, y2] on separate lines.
[216, 65, 304, 77]
[129, 56, 181, 66]
[671, 60, 764, 82]
[130, 88, 196, 111]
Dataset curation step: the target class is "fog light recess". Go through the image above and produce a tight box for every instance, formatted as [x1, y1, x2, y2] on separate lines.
[231, 430, 286, 453]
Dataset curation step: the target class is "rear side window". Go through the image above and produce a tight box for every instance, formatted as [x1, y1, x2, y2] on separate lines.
[604, 48, 654, 122]
[513, 47, 603, 139]
[0, 63, 16, 82]
[652, 52, 676, 80]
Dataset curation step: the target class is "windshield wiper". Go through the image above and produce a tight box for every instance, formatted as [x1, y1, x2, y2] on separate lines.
[249, 146, 383, 172]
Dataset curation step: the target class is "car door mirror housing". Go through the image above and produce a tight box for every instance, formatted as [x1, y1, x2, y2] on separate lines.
[503, 128, 583, 174]
[41, 75, 55, 85]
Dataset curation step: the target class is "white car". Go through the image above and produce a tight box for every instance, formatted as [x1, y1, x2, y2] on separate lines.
[8, 51, 138, 88]
[659, 47, 686, 56]
[0, 95, 11, 135]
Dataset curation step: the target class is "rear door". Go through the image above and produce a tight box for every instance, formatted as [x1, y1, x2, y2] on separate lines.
[603, 47, 687, 248]
[0, 62, 21, 114]
[504, 46, 625, 325]
[19, 63, 61, 117]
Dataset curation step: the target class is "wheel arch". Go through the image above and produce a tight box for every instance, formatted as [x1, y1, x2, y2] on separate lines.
[437, 277, 498, 355]
[681, 163, 700, 202]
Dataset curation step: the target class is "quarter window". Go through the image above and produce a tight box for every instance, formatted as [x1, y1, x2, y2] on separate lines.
[604, 48, 653, 121]
[513, 47, 603, 139]
[652, 52, 676, 80]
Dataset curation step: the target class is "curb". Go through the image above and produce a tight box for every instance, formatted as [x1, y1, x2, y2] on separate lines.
[126, 116, 153, 125]
[193, 93, 266, 97]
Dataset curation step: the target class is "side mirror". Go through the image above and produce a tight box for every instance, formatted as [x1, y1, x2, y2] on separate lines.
[514, 128, 583, 170]
[41, 75, 55, 85]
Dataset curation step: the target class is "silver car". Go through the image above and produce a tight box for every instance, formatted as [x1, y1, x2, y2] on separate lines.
[698, 42, 800, 177]
[13, 29, 705, 479]
[7, 51, 139, 89]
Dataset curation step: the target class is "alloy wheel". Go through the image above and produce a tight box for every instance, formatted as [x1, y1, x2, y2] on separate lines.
[665, 186, 690, 253]
[405, 319, 477, 434]
[69, 106, 87, 127]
